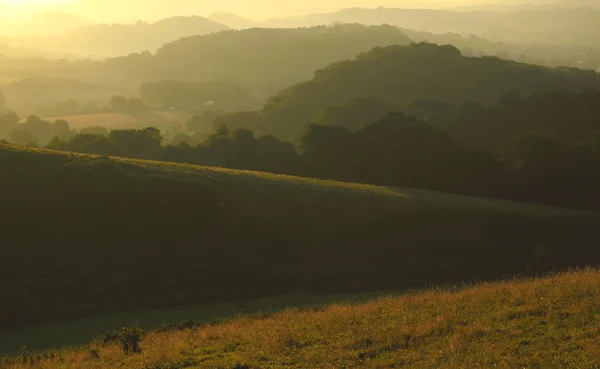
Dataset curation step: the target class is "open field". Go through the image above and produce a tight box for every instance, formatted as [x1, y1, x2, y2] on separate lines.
[3, 269, 599, 368]
[39, 111, 186, 130]
[1, 143, 599, 355]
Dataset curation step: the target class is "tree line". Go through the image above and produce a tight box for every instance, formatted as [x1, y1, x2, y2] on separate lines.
[5, 86, 600, 210]
[39, 109, 600, 210]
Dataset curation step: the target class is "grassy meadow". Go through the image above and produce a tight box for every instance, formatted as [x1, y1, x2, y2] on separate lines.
[0, 290, 396, 356]
[3, 269, 599, 368]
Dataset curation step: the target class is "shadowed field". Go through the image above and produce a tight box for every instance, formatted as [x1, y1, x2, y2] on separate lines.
[1, 143, 598, 357]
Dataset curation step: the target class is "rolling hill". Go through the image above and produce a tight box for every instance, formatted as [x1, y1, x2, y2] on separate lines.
[264, 5, 600, 47]
[3, 269, 599, 368]
[5, 16, 229, 57]
[6, 24, 412, 95]
[150, 24, 412, 90]
[216, 42, 600, 141]
[1, 143, 598, 335]
[208, 12, 259, 29]
[265, 7, 493, 33]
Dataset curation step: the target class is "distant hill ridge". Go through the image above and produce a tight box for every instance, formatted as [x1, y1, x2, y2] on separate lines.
[152, 24, 411, 87]
[6, 15, 229, 57]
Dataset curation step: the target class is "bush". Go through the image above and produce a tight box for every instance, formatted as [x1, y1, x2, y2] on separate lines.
[94, 326, 145, 354]
[118, 326, 145, 355]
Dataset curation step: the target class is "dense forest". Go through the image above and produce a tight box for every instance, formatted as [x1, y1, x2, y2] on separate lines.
[261, 5, 600, 72]
[0, 78, 124, 112]
[216, 43, 600, 141]
[318, 89, 600, 151]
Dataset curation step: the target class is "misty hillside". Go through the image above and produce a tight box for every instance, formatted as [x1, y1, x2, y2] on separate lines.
[150, 24, 412, 89]
[400, 28, 600, 72]
[265, 6, 600, 47]
[8, 16, 229, 57]
[80, 24, 412, 92]
[0, 24, 412, 109]
[2, 78, 124, 108]
[208, 12, 259, 29]
[3, 24, 412, 94]
[216, 42, 600, 141]
[0, 42, 79, 60]
[265, 7, 493, 34]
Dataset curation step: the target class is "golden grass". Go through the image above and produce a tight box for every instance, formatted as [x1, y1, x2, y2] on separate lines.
[4, 269, 599, 369]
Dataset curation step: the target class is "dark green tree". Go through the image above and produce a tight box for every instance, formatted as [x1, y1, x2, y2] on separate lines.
[22, 116, 54, 145]
[506, 133, 560, 170]
[301, 123, 357, 181]
[109, 127, 163, 158]
[9, 128, 35, 146]
[0, 112, 20, 138]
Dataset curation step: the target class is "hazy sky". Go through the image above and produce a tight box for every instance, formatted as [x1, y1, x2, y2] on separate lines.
[0, 0, 495, 24]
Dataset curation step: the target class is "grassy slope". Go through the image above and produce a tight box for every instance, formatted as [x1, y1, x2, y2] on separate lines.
[0, 290, 390, 356]
[4, 269, 600, 368]
[3, 144, 581, 215]
[1, 144, 599, 343]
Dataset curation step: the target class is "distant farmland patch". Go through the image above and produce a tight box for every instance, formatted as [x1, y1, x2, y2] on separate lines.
[40, 110, 187, 130]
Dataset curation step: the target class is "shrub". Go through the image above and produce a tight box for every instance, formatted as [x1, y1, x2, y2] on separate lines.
[118, 326, 144, 355]
[93, 326, 145, 354]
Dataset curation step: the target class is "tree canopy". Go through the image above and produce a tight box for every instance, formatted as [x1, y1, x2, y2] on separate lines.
[216, 43, 600, 142]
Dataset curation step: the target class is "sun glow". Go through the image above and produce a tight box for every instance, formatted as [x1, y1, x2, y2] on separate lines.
[0, 0, 80, 23]
[1, 0, 73, 3]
